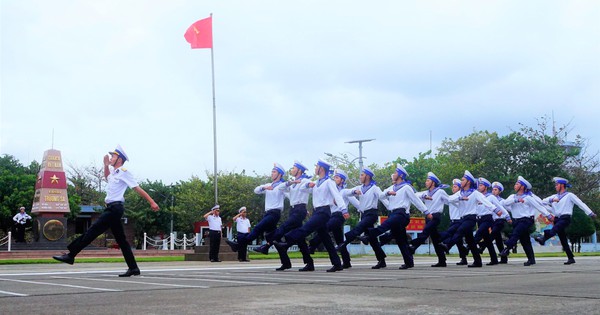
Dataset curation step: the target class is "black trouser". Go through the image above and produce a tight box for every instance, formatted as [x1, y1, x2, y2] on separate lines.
[443, 214, 481, 265]
[239, 210, 281, 246]
[490, 219, 507, 262]
[505, 216, 535, 263]
[272, 205, 310, 266]
[344, 209, 379, 243]
[543, 215, 574, 259]
[14, 224, 26, 242]
[410, 213, 446, 263]
[474, 214, 498, 263]
[309, 212, 351, 265]
[441, 220, 468, 259]
[236, 232, 249, 260]
[209, 230, 221, 261]
[368, 209, 412, 266]
[67, 202, 138, 269]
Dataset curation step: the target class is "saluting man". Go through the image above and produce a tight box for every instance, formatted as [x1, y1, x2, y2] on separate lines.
[409, 172, 450, 267]
[53, 145, 160, 277]
[274, 159, 346, 272]
[473, 177, 510, 266]
[536, 177, 596, 265]
[440, 171, 494, 268]
[226, 163, 287, 265]
[253, 161, 312, 270]
[204, 205, 223, 262]
[335, 167, 389, 251]
[486, 182, 511, 264]
[369, 164, 427, 270]
[500, 176, 554, 266]
[13, 206, 32, 243]
[232, 206, 251, 262]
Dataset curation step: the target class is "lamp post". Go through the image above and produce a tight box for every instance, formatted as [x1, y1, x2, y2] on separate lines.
[149, 188, 175, 235]
[345, 139, 375, 172]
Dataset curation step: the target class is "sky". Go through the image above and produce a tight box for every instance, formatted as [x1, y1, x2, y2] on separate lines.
[1, 0, 599, 184]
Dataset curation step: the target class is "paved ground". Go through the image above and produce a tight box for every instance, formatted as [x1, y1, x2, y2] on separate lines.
[0, 256, 599, 314]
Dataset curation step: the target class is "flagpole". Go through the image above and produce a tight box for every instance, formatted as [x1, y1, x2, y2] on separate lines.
[210, 13, 218, 205]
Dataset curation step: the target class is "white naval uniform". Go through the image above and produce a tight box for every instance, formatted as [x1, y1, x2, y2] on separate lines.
[235, 217, 251, 233]
[415, 188, 449, 214]
[284, 177, 311, 207]
[502, 193, 551, 218]
[345, 183, 389, 212]
[254, 180, 287, 211]
[542, 192, 594, 217]
[13, 212, 32, 225]
[380, 183, 426, 214]
[105, 166, 139, 203]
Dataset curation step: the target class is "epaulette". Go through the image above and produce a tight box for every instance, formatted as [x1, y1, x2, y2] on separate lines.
[121, 168, 128, 172]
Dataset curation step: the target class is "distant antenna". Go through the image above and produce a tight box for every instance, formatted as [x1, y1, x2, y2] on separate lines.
[552, 111, 556, 136]
[52, 129, 55, 149]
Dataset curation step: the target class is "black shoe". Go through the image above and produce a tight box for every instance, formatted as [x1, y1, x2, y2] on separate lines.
[118, 268, 141, 277]
[238, 259, 250, 262]
[534, 236, 546, 246]
[486, 261, 499, 266]
[499, 258, 508, 264]
[468, 263, 482, 268]
[358, 235, 370, 245]
[408, 244, 416, 254]
[431, 262, 447, 267]
[564, 258, 576, 265]
[210, 259, 222, 262]
[52, 253, 74, 265]
[273, 241, 289, 251]
[399, 264, 413, 270]
[226, 239, 239, 252]
[342, 262, 352, 269]
[335, 242, 348, 252]
[371, 260, 387, 269]
[326, 265, 343, 272]
[456, 258, 468, 266]
[299, 264, 315, 272]
[275, 265, 291, 271]
[523, 261, 536, 266]
[478, 245, 486, 254]
[438, 243, 449, 252]
[252, 244, 270, 255]
[499, 248, 510, 258]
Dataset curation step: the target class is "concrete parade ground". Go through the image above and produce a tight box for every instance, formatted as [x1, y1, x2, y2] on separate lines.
[0, 256, 599, 315]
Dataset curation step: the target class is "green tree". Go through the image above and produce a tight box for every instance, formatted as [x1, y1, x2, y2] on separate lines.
[0, 155, 37, 233]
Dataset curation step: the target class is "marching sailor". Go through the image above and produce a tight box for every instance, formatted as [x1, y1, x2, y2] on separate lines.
[500, 176, 554, 266]
[473, 177, 510, 265]
[440, 179, 469, 265]
[484, 182, 511, 264]
[536, 177, 596, 265]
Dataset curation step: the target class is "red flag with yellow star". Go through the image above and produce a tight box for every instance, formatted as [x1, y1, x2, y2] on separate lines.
[184, 16, 212, 49]
[39, 171, 68, 189]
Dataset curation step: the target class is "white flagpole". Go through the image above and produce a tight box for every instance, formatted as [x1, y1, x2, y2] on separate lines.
[210, 13, 218, 204]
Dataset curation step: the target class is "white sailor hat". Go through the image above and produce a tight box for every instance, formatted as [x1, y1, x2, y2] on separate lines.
[316, 159, 332, 171]
[293, 160, 308, 172]
[478, 177, 491, 187]
[452, 178, 462, 188]
[211, 205, 220, 211]
[463, 170, 476, 185]
[238, 206, 247, 213]
[492, 181, 504, 191]
[363, 167, 375, 178]
[109, 145, 129, 161]
[552, 177, 571, 187]
[334, 169, 348, 181]
[273, 163, 286, 175]
[517, 176, 532, 190]
[396, 164, 408, 179]
[427, 172, 441, 185]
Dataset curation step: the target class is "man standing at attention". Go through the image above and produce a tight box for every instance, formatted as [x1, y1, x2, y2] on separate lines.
[53, 145, 159, 277]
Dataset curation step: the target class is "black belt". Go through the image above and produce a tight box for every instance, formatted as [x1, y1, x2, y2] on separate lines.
[209, 230, 221, 233]
[362, 208, 379, 214]
[391, 208, 407, 214]
[559, 214, 572, 219]
[477, 214, 493, 220]
[106, 201, 124, 207]
[515, 216, 534, 221]
[331, 211, 344, 217]
[266, 209, 281, 215]
[451, 219, 461, 223]
[462, 214, 477, 219]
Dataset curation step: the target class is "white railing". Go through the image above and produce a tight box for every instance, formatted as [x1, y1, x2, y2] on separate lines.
[142, 232, 199, 250]
[0, 232, 11, 251]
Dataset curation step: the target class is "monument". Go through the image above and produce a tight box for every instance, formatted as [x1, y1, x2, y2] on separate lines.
[31, 149, 70, 248]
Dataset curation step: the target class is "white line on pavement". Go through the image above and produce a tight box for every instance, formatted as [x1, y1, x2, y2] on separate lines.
[0, 277, 122, 292]
[139, 276, 277, 285]
[0, 289, 29, 297]
[51, 276, 210, 289]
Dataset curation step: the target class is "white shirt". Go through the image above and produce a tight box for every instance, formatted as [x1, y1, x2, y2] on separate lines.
[449, 203, 461, 221]
[448, 190, 494, 217]
[283, 177, 311, 206]
[330, 187, 359, 213]
[235, 217, 251, 233]
[13, 212, 32, 224]
[476, 193, 509, 218]
[415, 188, 449, 215]
[254, 181, 287, 211]
[542, 192, 594, 217]
[206, 215, 222, 231]
[380, 183, 426, 214]
[307, 177, 347, 212]
[346, 183, 388, 212]
[491, 196, 509, 220]
[502, 193, 551, 219]
[105, 167, 138, 203]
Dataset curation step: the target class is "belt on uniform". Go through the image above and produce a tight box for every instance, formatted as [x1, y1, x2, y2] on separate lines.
[391, 208, 407, 214]
[106, 201, 124, 207]
[462, 214, 477, 220]
[477, 214, 492, 220]
[559, 214, 572, 219]
[451, 219, 461, 223]
[266, 209, 281, 215]
[362, 208, 379, 215]
[331, 211, 344, 217]
[209, 230, 221, 233]
[515, 216, 534, 221]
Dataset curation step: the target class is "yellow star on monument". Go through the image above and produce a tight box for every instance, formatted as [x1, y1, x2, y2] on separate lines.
[50, 174, 60, 184]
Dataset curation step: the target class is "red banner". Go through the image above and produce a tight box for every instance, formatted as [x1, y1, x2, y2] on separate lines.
[37, 170, 68, 189]
[379, 216, 426, 231]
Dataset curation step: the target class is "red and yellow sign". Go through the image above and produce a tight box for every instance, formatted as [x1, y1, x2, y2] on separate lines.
[379, 216, 426, 231]
[32, 149, 71, 214]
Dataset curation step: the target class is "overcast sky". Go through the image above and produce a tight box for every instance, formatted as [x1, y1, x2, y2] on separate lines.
[1, 1, 599, 184]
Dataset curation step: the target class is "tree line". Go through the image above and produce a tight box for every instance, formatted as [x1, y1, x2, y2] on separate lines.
[1, 117, 598, 247]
